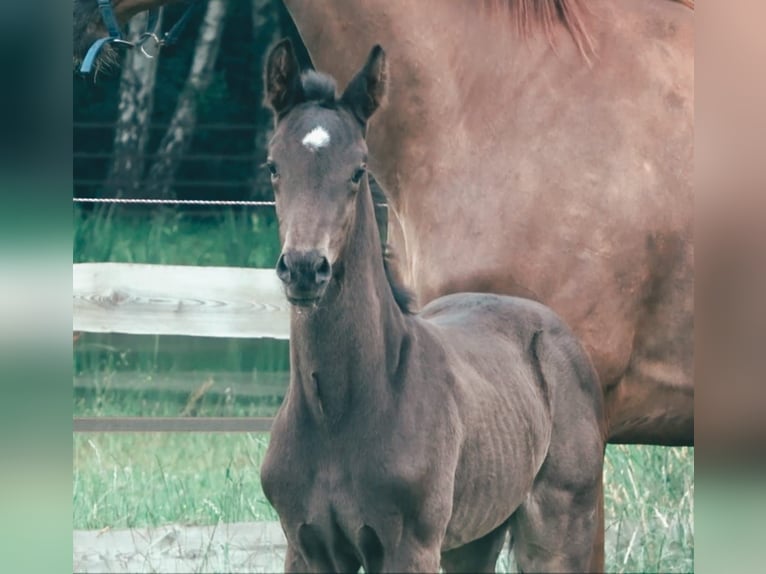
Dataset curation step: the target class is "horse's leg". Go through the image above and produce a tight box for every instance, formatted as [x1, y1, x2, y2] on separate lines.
[440, 519, 511, 573]
[509, 457, 602, 573]
[383, 538, 442, 573]
[286, 539, 363, 573]
[589, 473, 605, 573]
[283, 542, 309, 573]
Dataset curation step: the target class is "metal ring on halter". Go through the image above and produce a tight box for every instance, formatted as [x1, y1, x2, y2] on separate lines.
[137, 32, 162, 59]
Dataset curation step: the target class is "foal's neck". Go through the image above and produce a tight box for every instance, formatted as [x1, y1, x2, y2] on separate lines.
[289, 182, 407, 427]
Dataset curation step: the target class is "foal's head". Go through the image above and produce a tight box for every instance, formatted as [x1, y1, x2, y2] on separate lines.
[265, 39, 387, 307]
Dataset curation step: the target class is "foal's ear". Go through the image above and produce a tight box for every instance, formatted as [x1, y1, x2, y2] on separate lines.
[341, 45, 388, 125]
[265, 39, 304, 119]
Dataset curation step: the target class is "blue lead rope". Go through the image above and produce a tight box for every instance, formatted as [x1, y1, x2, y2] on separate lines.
[97, 0, 123, 39]
[159, 0, 200, 47]
[79, 0, 201, 75]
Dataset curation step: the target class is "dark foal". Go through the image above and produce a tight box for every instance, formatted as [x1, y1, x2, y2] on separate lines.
[260, 40, 605, 573]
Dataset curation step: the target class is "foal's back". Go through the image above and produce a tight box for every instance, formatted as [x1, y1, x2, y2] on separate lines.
[419, 292, 604, 457]
[419, 292, 603, 426]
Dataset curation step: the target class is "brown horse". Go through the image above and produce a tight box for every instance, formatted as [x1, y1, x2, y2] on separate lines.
[73, 0, 694, 449]
[259, 39, 605, 573]
[278, 0, 695, 449]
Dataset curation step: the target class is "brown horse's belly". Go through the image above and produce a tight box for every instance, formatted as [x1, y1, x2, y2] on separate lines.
[605, 364, 694, 445]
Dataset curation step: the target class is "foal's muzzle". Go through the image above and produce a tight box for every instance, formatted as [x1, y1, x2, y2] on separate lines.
[276, 250, 332, 305]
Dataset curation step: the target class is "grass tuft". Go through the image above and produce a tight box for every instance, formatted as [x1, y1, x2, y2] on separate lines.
[603, 444, 694, 573]
[73, 433, 278, 530]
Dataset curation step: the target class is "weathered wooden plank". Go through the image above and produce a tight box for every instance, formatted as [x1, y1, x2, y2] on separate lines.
[73, 416, 274, 432]
[73, 263, 290, 339]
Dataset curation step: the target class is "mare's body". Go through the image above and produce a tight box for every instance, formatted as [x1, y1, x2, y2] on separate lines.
[279, 0, 695, 447]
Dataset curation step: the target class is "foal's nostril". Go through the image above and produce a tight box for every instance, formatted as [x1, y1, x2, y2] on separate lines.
[314, 257, 331, 284]
[276, 253, 291, 284]
[277, 251, 330, 289]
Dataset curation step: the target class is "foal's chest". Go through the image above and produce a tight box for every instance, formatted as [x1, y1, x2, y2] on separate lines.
[261, 418, 442, 564]
[263, 433, 382, 522]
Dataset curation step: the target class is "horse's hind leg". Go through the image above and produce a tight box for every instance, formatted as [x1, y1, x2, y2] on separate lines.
[589, 473, 605, 573]
[440, 519, 511, 573]
[509, 454, 602, 573]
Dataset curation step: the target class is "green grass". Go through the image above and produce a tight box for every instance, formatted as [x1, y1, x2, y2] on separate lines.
[73, 433, 277, 530]
[74, 386, 284, 418]
[74, 334, 289, 417]
[73, 204, 280, 267]
[603, 444, 693, 573]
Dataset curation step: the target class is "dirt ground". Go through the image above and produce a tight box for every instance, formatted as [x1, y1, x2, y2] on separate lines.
[74, 519, 652, 573]
[73, 521, 286, 573]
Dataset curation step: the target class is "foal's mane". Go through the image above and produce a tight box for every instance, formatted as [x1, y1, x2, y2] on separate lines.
[295, 70, 417, 315]
[299, 70, 337, 107]
[383, 247, 416, 315]
[484, 0, 694, 62]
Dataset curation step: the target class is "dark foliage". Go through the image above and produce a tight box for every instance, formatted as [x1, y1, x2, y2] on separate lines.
[73, 1, 304, 205]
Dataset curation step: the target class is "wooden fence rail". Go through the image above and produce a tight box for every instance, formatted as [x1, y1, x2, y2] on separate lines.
[74, 262, 290, 339]
[73, 262, 290, 432]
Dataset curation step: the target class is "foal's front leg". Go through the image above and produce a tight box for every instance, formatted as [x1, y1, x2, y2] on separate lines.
[283, 542, 309, 573]
[383, 537, 442, 573]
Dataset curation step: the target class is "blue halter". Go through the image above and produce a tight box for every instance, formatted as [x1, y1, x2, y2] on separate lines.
[79, 0, 200, 75]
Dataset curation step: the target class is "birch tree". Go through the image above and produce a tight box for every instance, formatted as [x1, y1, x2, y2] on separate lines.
[106, 12, 162, 198]
[251, 0, 280, 198]
[145, 0, 228, 198]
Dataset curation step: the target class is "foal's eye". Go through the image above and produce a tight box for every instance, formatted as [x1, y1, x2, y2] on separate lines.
[265, 160, 279, 180]
[351, 164, 366, 185]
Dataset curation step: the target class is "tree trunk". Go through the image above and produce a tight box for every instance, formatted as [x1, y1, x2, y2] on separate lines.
[251, 0, 280, 199]
[145, 0, 227, 199]
[106, 12, 162, 198]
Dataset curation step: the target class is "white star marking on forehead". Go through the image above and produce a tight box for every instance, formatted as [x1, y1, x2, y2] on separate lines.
[301, 126, 331, 151]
